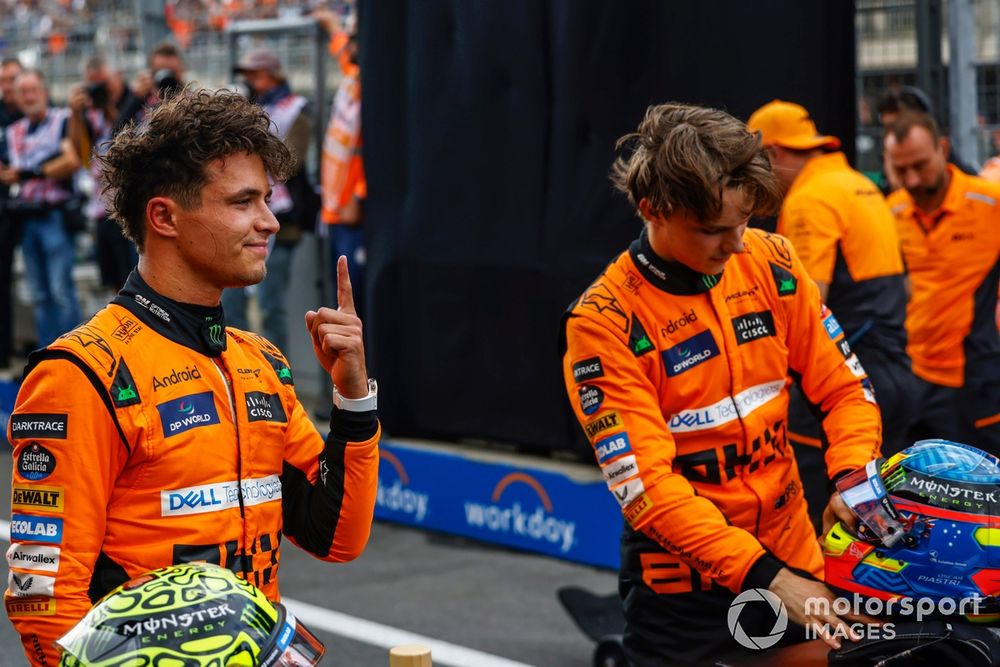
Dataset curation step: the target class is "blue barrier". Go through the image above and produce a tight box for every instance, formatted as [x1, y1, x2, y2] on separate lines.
[375, 440, 622, 570]
[0, 379, 18, 446]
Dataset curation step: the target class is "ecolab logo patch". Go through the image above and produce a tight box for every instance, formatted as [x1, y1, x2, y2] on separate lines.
[9, 515, 62, 543]
[662, 330, 720, 377]
[156, 391, 220, 438]
[9, 413, 67, 439]
[594, 432, 632, 465]
[161, 475, 282, 517]
[7, 544, 60, 573]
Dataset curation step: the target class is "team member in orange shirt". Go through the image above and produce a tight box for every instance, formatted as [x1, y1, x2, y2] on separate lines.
[562, 102, 879, 664]
[885, 112, 1000, 452]
[5, 90, 380, 666]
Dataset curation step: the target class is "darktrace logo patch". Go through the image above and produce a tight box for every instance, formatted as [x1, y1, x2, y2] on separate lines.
[572, 357, 604, 383]
[10, 414, 67, 440]
[156, 391, 220, 438]
[732, 311, 776, 346]
[17, 443, 56, 481]
[662, 330, 720, 377]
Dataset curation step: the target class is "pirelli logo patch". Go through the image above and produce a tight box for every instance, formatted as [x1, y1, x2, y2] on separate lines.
[5, 595, 56, 617]
[11, 485, 64, 513]
[623, 493, 653, 526]
[584, 411, 622, 441]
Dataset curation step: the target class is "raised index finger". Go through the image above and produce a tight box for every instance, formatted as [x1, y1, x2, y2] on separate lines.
[336, 255, 356, 315]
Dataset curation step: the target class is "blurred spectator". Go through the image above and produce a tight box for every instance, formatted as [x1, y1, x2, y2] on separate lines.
[133, 41, 186, 108]
[67, 55, 139, 292]
[0, 56, 24, 372]
[0, 69, 82, 347]
[222, 47, 314, 350]
[885, 112, 1000, 452]
[316, 7, 366, 319]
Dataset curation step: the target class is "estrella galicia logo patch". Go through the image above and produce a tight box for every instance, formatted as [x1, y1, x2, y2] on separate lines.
[9, 414, 67, 440]
[823, 313, 843, 340]
[572, 357, 604, 383]
[629, 314, 654, 357]
[594, 432, 632, 465]
[770, 263, 797, 296]
[156, 391, 220, 438]
[17, 443, 56, 481]
[262, 350, 294, 385]
[732, 311, 776, 346]
[245, 392, 287, 423]
[9, 515, 63, 543]
[111, 358, 141, 408]
[662, 330, 720, 377]
[578, 385, 604, 415]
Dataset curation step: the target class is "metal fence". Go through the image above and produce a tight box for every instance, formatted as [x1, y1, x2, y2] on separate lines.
[857, 0, 1000, 176]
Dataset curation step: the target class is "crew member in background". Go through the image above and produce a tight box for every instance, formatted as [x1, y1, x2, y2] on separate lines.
[0, 69, 81, 348]
[316, 7, 367, 320]
[223, 47, 313, 351]
[747, 100, 914, 527]
[562, 102, 879, 664]
[885, 111, 1000, 453]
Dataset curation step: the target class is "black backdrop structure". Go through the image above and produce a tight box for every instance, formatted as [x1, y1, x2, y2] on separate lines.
[358, 0, 856, 456]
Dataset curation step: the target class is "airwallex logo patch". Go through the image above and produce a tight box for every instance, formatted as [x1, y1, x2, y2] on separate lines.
[463, 472, 576, 553]
[156, 391, 220, 438]
[662, 330, 720, 377]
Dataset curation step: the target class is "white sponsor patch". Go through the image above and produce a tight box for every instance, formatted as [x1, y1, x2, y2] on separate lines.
[7, 571, 55, 597]
[610, 477, 645, 508]
[6, 544, 60, 573]
[845, 354, 866, 378]
[160, 475, 282, 517]
[602, 455, 639, 487]
[668, 380, 784, 434]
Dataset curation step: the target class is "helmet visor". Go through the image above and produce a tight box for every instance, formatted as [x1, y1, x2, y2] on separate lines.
[264, 612, 325, 666]
[835, 458, 904, 547]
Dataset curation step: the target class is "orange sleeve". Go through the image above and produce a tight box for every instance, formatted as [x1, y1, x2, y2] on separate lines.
[563, 314, 775, 593]
[778, 192, 843, 285]
[780, 237, 882, 477]
[6, 357, 130, 666]
[279, 394, 380, 563]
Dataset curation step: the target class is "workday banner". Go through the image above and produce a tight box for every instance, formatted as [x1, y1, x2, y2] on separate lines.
[375, 441, 622, 569]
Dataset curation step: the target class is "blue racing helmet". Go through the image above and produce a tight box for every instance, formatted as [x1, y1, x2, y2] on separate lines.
[825, 439, 1000, 614]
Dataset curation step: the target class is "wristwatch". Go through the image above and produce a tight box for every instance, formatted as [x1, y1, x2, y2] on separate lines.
[333, 378, 378, 412]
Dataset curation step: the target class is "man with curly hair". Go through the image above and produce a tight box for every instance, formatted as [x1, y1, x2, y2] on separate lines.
[561, 102, 881, 663]
[5, 89, 380, 666]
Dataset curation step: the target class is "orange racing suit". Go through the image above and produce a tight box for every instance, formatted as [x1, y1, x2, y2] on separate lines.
[562, 228, 880, 662]
[5, 271, 380, 666]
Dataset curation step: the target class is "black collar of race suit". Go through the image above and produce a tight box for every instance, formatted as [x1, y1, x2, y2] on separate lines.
[628, 230, 724, 295]
[112, 270, 227, 357]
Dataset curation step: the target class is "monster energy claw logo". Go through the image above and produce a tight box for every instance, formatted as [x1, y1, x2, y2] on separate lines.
[207, 324, 224, 347]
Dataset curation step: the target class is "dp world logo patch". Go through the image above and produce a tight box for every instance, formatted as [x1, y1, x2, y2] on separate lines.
[727, 588, 787, 650]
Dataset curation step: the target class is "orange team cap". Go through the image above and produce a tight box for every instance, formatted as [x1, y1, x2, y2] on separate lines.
[747, 100, 841, 150]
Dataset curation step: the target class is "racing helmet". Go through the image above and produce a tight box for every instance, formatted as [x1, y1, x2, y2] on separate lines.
[56, 562, 325, 666]
[824, 439, 1000, 613]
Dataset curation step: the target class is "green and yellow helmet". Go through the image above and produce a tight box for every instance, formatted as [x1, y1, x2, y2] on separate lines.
[57, 562, 325, 666]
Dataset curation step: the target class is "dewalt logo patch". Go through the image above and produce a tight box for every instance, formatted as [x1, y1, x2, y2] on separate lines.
[11, 485, 64, 513]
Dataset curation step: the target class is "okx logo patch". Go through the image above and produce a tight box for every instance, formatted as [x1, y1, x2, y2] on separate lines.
[157, 391, 220, 438]
[662, 330, 720, 377]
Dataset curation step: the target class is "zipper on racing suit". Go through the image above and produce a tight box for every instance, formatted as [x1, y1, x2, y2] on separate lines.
[211, 357, 252, 579]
